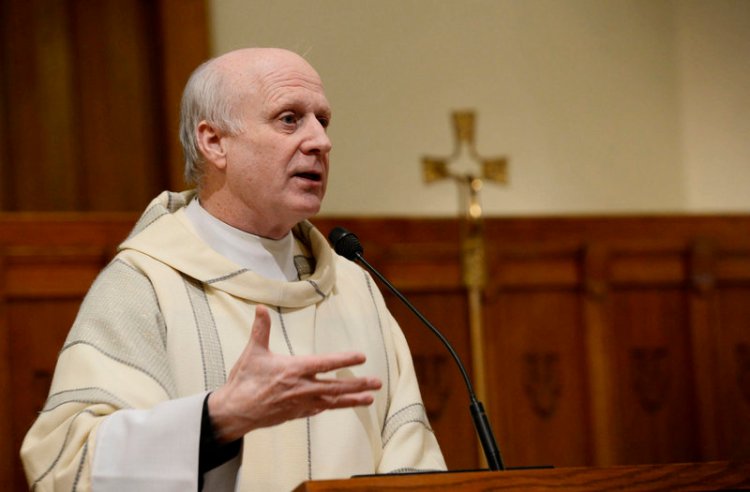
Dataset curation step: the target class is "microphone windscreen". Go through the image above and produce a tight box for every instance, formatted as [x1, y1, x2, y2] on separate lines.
[328, 227, 363, 260]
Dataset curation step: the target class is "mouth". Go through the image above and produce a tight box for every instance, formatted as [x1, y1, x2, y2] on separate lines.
[293, 171, 323, 182]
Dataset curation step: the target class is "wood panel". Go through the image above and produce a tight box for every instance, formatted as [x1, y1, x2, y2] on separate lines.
[3, 214, 750, 489]
[609, 288, 700, 464]
[716, 287, 750, 460]
[0, 216, 135, 491]
[485, 290, 591, 468]
[0, 0, 209, 212]
[477, 215, 750, 469]
[0, 252, 14, 491]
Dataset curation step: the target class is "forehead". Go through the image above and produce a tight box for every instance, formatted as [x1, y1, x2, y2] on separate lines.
[255, 67, 331, 114]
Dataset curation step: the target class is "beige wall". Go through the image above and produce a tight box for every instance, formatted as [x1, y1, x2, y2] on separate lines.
[675, 0, 750, 212]
[208, 0, 749, 216]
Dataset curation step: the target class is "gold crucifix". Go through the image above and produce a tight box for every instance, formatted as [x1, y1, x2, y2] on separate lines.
[422, 110, 508, 222]
[421, 110, 508, 414]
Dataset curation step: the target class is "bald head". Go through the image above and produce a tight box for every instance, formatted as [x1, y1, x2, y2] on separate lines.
[179, 48, 324, 186]
[213, 47, 316, 78]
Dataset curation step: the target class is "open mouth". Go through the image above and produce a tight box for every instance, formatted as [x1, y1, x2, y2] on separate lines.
[294, 172, 322, 182]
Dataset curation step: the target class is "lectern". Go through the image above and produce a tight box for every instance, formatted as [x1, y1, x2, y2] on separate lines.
[294, 461, 750, 491]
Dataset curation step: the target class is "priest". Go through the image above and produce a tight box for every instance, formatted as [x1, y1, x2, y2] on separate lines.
[21, 47, 445, 491]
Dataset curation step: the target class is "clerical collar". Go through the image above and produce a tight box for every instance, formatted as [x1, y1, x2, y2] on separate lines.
[184, 198, 298, 282]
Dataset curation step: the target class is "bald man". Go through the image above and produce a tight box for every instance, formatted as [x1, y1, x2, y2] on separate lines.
[21, 48, 445, 491]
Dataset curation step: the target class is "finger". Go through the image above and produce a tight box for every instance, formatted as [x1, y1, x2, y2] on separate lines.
[295, 352, 368, 376]
[297, 391, 378, 419]
[293, 376, 382, 401]
[318, 392, 377, 409]
[314, 375, 382, 392]
[249, 304, 272, 350]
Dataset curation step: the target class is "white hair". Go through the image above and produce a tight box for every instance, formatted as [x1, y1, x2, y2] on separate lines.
[179, 57, 245, 186]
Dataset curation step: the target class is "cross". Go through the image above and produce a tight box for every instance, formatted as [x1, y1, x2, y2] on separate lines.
[420, 110, 509, 434]
[421, 110, 508, 222]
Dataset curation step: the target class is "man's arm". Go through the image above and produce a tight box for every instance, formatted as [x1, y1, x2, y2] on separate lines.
[20, 259, 196, 491]
[208, 305, 382, 442]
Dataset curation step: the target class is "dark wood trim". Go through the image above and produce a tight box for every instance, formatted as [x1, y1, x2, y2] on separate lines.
[156, 0, 211, 191]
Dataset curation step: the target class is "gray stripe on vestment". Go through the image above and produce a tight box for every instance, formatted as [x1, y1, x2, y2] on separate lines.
[61, 260, 176, 398]
[277, 307, 313, 480]
[42, 387, 131, 413]
[363, 272, 392, 422]
[205, 268, 248, 284]
[72, 439, 88, 491]
[31, 409, 100, 491]
[382, 402, 432, 447]
[306, 279, 326, 300]
[182, 276, 227, 390]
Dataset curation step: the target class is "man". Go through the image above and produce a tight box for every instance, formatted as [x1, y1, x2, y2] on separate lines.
[21, 48, 445, 491]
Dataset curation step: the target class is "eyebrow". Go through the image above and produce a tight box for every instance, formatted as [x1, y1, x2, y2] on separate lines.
[267, 95, 331, 118]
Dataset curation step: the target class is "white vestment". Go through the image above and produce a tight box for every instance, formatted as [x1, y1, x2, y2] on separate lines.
[21, 190, 445, 491]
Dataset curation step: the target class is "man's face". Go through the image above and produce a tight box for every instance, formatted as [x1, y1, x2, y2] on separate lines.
[218, 53, 332, 238]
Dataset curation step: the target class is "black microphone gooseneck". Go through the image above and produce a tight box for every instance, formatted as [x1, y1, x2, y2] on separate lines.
[328, 226, 506, 471]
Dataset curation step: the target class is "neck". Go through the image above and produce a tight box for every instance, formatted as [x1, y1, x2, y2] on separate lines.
[198, 188, 293, 240]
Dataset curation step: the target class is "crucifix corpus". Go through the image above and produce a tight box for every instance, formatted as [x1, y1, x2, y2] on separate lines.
[421, 110, 509, 409]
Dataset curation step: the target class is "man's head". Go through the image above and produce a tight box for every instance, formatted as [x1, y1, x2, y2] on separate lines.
[179, 48, 332, 238]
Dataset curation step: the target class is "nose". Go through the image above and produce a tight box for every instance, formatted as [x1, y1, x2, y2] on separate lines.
[300, 117, 332, 155]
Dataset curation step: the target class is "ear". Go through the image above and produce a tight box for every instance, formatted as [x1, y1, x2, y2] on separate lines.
[196, 121, 228, 170]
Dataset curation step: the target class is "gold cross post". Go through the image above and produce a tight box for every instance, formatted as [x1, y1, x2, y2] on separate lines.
[421, 110, 509, 432]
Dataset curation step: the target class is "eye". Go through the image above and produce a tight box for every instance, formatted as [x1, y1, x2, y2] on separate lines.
[280, 113, 298, 126]
[317, 116, 330, 129]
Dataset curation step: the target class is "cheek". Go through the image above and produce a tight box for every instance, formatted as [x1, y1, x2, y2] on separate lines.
[322, 160, 331, 185]
[226, 144, 268, 180]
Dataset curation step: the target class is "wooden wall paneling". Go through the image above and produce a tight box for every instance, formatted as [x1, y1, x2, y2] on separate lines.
[714, 243, 750, 463]
[484, 245, 591, 469]
[1, 0, 210, 212]
[0, 215, 135, 490]
[687, 239, 721, 460]
[581, 243, 619, 466]
[4, 214, 750, 487]
[715, 283, 750, 460]
[486, 289, 591, 468]
[0, 0, 8, 208]
[0, 213, 137, 246]
[1, 0, 80, 210]
[609, 265, 701, 465]
[716, 248, 750, 461]
[0, 250, 15, 490]
[614, 287, 701, 463]
[71, 0, 165, 210]
[156, 0, 212, 191]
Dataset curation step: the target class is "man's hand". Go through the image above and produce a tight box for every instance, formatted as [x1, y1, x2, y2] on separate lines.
[207, 305, 382, 443]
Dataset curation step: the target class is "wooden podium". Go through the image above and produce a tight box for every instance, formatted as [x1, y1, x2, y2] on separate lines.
[294, 461, 750, 491]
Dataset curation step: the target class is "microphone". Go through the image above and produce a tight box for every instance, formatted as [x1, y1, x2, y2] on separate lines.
[328, 226, 506, 471]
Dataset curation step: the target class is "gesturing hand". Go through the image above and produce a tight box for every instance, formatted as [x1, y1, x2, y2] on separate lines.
[207, 305, 382, 443]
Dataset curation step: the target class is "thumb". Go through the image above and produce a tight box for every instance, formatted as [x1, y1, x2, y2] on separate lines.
[249, 304, 272, 351]
[226, 304, 272, 382]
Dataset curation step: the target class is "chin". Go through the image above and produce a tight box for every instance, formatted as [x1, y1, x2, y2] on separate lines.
[297, 195, 324, 213]
[288, 204, 322, 225]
